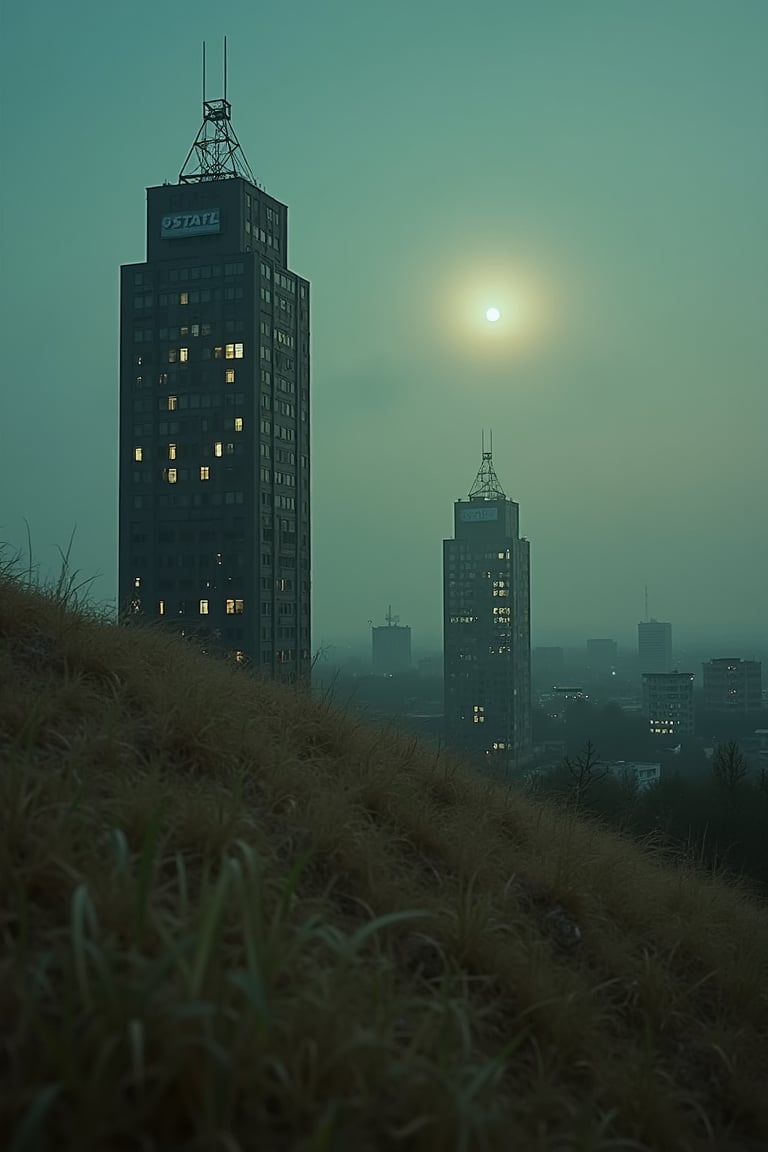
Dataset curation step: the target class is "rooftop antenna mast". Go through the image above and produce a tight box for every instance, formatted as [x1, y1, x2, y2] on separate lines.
[179, 36, 258, 185]
[385, 605, 400, 627]
[644, 584, 649, 622]
[469, 430, 506, 500]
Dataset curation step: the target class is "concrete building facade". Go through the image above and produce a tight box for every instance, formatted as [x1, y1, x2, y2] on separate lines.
[702, 658, 763, 713]
[642, 672, 695, 737]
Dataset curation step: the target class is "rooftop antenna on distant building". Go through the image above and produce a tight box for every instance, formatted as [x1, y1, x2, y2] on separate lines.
[469, 431, 506, 501]
[178, 36, 258, 185]
[644, 584, 649, 622]
[385, 605, 400, 627]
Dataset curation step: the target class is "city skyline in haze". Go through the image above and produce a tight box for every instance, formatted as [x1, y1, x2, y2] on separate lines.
[1, 1, 766, 650]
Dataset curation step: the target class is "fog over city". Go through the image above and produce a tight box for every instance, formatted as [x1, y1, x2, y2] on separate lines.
[2, 0, 766, 653]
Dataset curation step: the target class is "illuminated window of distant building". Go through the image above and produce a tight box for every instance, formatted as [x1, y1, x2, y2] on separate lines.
[159, 600, 165, 616]
[234, 417, 244, 432]
[167, 468, 177, 484]
[226, 368, 235, 383]
[179, 292, 189, 305]
[168, 443, 177, 460]
[199, 599, 209, 615]
[234, 650, 245, 664]
[214, 346, 223, 359]
[235, 343, 244, 359]
[167, 396, 178, 411]
[134, 576, 141, 589]
[200, 466, 210, 480]
[214, 441, 223, 457]
[134, 447, 143, 462]
[180, 347, 189, 363]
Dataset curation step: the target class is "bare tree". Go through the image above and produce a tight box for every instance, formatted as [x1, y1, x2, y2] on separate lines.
[562, 740, 612, 808]
[712, 741, 748, 793]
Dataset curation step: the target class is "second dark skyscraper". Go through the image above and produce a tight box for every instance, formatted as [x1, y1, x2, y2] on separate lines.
[443, 449, 531, 768]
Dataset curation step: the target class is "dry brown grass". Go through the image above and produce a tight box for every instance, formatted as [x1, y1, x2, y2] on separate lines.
[1, 575, 767, 1151]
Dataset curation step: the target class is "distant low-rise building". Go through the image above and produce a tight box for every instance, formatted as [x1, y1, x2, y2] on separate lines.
[609, 760, 661, 791]
[702, 658, 762, 713]
[642, 672, 695, 737]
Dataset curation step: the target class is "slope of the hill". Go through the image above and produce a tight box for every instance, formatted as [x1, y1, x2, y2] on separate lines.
[1, 577, 767, 1152]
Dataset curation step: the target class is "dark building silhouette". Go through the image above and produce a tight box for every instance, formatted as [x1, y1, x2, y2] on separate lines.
[642, 671, 695, 737]
[371, 607, 412, 675]
[638, 620, 672, 674]
[118, 82, 310, 678]
[702, 658, 762, 713]
[443, 448, 531, 767]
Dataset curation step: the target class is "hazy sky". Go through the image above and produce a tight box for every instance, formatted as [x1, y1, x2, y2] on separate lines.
[1, 0, 766, 650]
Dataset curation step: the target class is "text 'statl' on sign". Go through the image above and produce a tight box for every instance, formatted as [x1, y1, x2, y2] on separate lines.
[161, 210, 221, 239]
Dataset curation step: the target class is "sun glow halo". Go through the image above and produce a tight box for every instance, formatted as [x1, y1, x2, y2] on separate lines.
[485, 307, 501, 323]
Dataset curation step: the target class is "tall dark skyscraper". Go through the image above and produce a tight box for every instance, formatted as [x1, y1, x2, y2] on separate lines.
[118, 81, 310, 679]
[443, 449, 531, 767]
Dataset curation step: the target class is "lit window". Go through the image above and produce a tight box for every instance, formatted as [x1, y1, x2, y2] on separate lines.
[234, 650, 245, 664]
[167, 396, 178, 411]
[167, 468, 177, 484]
[159, 600, 165, 616]
[179, 292, 189, 305]
[234, 417, 244, 432]
[225, 343, 235, 359]
[235, 343, 244, 358]
[200, 466, 210, 480]
[199, 599, 209, 615]
[214, 441, 223, 457]
[225, 368, 235, 383]
[180, 347, 189, 363]
[134, 447, 143, 462]
[134, 576, 141, 589]
[226, 598, 245, 615]
[214, 346, 223, 359]
[168, 443, 177, 460]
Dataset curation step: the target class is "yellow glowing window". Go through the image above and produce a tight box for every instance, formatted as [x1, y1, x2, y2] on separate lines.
[134, 447, 143, 462]
[226, 598, 244, 615]
[214, 346, 223, 359]
[214, 441, 223, 457]
[134, 576, 141, 589]
[225, 368, 235, 383]
[179, 347, 189, 363]
[159, 600, 166, 616]
[234, 417, 244, 432]
[234, 650, 245, 663]
[167, 396, 178, 411]
[168, 443, 177, 460]
[167, 468, 177, 484]
[235, 343, 244, 359]
[199, 599, 209, 615]
[179, 292, 189, 305]
[200, 466, 210, 480]
[225, 343, 235, 359]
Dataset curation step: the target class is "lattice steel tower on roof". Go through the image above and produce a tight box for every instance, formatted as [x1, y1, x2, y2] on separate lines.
[178, 39, 258, 185]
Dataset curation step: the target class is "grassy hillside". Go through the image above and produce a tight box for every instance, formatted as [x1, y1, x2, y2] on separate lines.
[1, 576, 767, 1151]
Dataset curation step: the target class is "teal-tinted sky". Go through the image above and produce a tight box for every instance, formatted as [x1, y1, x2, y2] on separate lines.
[1, 0, 766, 650]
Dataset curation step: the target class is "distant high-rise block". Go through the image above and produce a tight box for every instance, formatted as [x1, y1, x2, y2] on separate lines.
[702, 658, 762, 712]
[638, 620, 672, 674]
[118, 89, 310, 679]
[642, 672, 694, 737]
[443, 449, 531, 766]
[372, 608, 412, 675]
